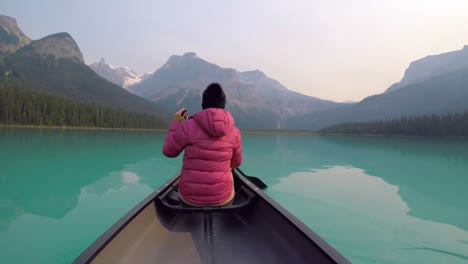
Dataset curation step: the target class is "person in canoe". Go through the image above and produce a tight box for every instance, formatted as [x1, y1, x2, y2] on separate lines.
[162, 83, 243, 206]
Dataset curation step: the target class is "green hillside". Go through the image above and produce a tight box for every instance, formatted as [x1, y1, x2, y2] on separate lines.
[0, 81, 165, 129]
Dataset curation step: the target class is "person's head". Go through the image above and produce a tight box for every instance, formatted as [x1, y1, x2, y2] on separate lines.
[202, 83, 226, 109]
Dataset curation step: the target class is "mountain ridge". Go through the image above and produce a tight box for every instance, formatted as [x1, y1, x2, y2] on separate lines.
[0, 15, 31, 55]
[288, 64, 468, 130]
[131, 52, 341, 129]
[386, 45, 468, 93]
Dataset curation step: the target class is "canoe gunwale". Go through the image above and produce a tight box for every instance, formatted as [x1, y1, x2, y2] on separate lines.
[72, 174, 180, 264]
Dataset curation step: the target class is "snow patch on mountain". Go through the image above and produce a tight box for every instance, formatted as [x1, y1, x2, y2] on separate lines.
[89, 58, 147, 89]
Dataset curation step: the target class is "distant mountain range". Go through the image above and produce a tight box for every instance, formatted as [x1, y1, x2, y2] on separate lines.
[2, 14, 468, 131]
[89, 58, 148, 89]
[93, 46, 468, 130]
[287, 47, 468, 130]
[0, 15, 165, 119]
[129, 52, 342, 129]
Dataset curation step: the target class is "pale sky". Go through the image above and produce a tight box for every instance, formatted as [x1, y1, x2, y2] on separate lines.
[3, 0, 468, 101]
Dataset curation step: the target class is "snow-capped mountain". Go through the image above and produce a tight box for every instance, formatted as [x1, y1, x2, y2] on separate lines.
[89, 58, 147, 89]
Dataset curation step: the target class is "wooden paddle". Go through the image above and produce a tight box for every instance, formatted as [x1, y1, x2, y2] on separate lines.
[234, 168, 268, 190]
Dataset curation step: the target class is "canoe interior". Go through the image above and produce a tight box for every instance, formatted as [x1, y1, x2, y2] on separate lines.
[75, 172, 350, 264]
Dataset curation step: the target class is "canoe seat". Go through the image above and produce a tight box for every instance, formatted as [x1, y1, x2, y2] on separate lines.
[156, 184, 255, 212]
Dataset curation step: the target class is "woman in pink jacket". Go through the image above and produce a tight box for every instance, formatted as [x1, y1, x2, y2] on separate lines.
[162, 83, 242, 206]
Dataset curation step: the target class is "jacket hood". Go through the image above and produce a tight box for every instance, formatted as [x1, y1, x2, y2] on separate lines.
[193, 108, 234, 137]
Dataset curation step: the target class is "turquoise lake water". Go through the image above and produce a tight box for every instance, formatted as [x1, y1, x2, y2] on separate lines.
[1, 128, 468, 264]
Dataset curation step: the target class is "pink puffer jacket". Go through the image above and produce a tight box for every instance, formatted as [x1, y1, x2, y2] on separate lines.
[162, 108, 242, 205]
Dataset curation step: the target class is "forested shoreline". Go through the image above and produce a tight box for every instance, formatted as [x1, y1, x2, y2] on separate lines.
[0, 81, 167, 129]
[320, 112, 468, 137]
[2, 75, 468, 135]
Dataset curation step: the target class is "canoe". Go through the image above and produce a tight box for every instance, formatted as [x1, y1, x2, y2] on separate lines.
[73, 169, 350, 264]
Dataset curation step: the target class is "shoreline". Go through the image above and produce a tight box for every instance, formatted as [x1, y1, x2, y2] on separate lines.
[0, 124, 168, 132]
[2, 125, 466, 138]
[241, 130, 319, 135]
[316, 132, 468, 139]
[1, 125, 318, 135]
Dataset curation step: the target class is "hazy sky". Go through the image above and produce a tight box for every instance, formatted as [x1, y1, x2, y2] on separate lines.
[3, 0, 468, 101]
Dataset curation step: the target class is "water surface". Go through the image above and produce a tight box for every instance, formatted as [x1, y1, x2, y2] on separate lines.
[1, 128, 467, 263]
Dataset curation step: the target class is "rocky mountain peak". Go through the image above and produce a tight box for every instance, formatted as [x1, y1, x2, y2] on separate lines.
[385, 46, 468, 93]
[241, 69, 266, 79]
[28, 32, 84, 63]
[0, 15, 21, 32]
[165, 52, 199, 66]
[182, 52, 197, 58]
[0, 15, 31, 55]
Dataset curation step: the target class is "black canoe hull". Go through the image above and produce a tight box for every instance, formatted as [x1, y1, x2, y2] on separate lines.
[74, 171, 350, 264]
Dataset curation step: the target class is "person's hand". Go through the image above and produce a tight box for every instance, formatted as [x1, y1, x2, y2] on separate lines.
[173, 108, 187, 122]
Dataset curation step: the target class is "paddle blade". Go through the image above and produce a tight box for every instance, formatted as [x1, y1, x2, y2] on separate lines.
[246, 176, 268, 190]
[235, 168, 268, 190]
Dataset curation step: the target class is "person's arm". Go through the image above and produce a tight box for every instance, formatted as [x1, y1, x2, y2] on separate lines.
[162, 109, 189, 158]
[230, 128, 242, 168]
